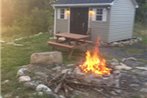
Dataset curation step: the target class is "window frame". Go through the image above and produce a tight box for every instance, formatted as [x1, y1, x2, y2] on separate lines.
[60, 8, 65, 19]
[95, 8, 103, 21]
[91, 8, 107, 22]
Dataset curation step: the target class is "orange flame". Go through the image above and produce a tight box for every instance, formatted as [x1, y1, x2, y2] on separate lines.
[79, 41, 111, 76]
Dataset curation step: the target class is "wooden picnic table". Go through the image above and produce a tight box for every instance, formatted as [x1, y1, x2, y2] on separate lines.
[48, 33, 92, 59]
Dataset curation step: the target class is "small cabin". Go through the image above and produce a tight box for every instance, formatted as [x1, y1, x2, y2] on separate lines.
[52, 0, 138, 42]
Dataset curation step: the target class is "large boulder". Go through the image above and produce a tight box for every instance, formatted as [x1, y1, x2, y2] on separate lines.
[30, 51, 63, 65]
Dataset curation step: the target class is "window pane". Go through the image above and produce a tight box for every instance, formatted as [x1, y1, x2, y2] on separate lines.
[60, 9, 64, 13]
[96, 9, 103, 14]
[96, 15, 102, 21]
[60, 9, 65, 19]
[60, 14, 64, 19]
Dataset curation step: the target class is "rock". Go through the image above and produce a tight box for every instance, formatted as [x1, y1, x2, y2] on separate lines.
[15, 37, 24, 41]
[110, 62, 119, 66]
[137, 37, 143, 41]
[24, 81, 38, 89]
[122, 57, 137, 62]
[0, 40, 5, 43]
[114, 63, 132, 70]
[111, 58, 119, 63]
[144, 82, 147, 87]
[130, 84, 140, 87]
[139, 71, 147, 76]
[30, 51, 63, 65]
[15, 96, 19, 98]
[33, 32, 43, 37]
[124, 60, 144, 67]
[111, 42, 119, 46]
[17, 67, 28, 76]
[37, 92, 44, 96]
[19, 76, 31, 82]
[7, 42, 24, 47]
[34, 72, 48, 79]
[136, 67, 147, 71]
[2, 80, 10, 84]
[4, 93, 12, 98]
[36, 84, 52, 94]
[58, 37, 66, 41]
[48, 93, 59, 98]
[59, 95, 65, 98]
[66, 64, 74, 67]
[140, 88, 147, 93]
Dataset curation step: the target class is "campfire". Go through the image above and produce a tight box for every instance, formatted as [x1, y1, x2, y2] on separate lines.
[79, 41, 111, 76]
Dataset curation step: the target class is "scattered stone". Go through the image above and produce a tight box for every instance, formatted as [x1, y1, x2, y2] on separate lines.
[136, 67, 147, 71]
[19, 76, 31, 82]
[36, 84, 52, 94]
[124, 60, 144, 67]
[130, 84, 140, 87]
[24, 81, 38, 89]
[139, 71, 147, 76]
[30, 51, 63, 65]
[15, 37, 24, 41]
[2, 80, 10, 84]
[59, 95, 65, 98]
[140, 88, 147, 93]
[66, 64, 74, 67]
[15, 96, 19, 98]
[137, 37, 143, 41]
[110, 62, 119, 66]
[33, 32, 43, 37]
[34, 72, 48, 79]
[122, 57, 137, 62]
[4, 93, 12, 98]
[6, 42, 24, 47]
[114, 63, 132, 70]
[111, 42, 120, 46]
[17, 67, 28, 76]
[37, 92, 44, 96]
[111, 58, 119, 63]
[0, 40, 5, 43]
[58, 37, 66, 41]
[144, 82, 147, 87]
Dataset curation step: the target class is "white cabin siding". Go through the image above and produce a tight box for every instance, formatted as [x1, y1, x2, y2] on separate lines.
[108, 0, 136, 42]
[56, 8, 69, 33]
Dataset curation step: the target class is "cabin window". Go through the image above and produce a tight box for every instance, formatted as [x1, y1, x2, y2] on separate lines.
[96, 8, 103, 21]
[57, 8, 68, 20]
[60, 9, 65, 19]
[91, 8, 107, 22]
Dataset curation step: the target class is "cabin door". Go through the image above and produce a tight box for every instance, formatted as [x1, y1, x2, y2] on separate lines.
[70, 7, 88, 35]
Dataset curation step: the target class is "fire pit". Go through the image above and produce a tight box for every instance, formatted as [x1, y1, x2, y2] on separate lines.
[16, 41, 147, 98]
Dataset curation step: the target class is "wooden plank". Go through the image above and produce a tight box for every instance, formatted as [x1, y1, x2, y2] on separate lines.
[55, 33, 89, 40]
[48, 41, 74, 49]
[78, 39, 94, 44]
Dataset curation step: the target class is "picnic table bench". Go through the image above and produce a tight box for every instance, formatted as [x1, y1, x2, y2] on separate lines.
[48, 41, 75, 59]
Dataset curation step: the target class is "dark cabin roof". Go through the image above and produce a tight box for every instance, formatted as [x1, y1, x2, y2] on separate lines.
[52, 0, 138, 8]
[54, 0, 114, 4]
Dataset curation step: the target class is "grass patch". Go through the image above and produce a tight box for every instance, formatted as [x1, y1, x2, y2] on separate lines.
[1, 32, 82, 98]
[126, 48, 143, 55]
[1, 33, 56, 98]
[134, 23, 147, 44]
